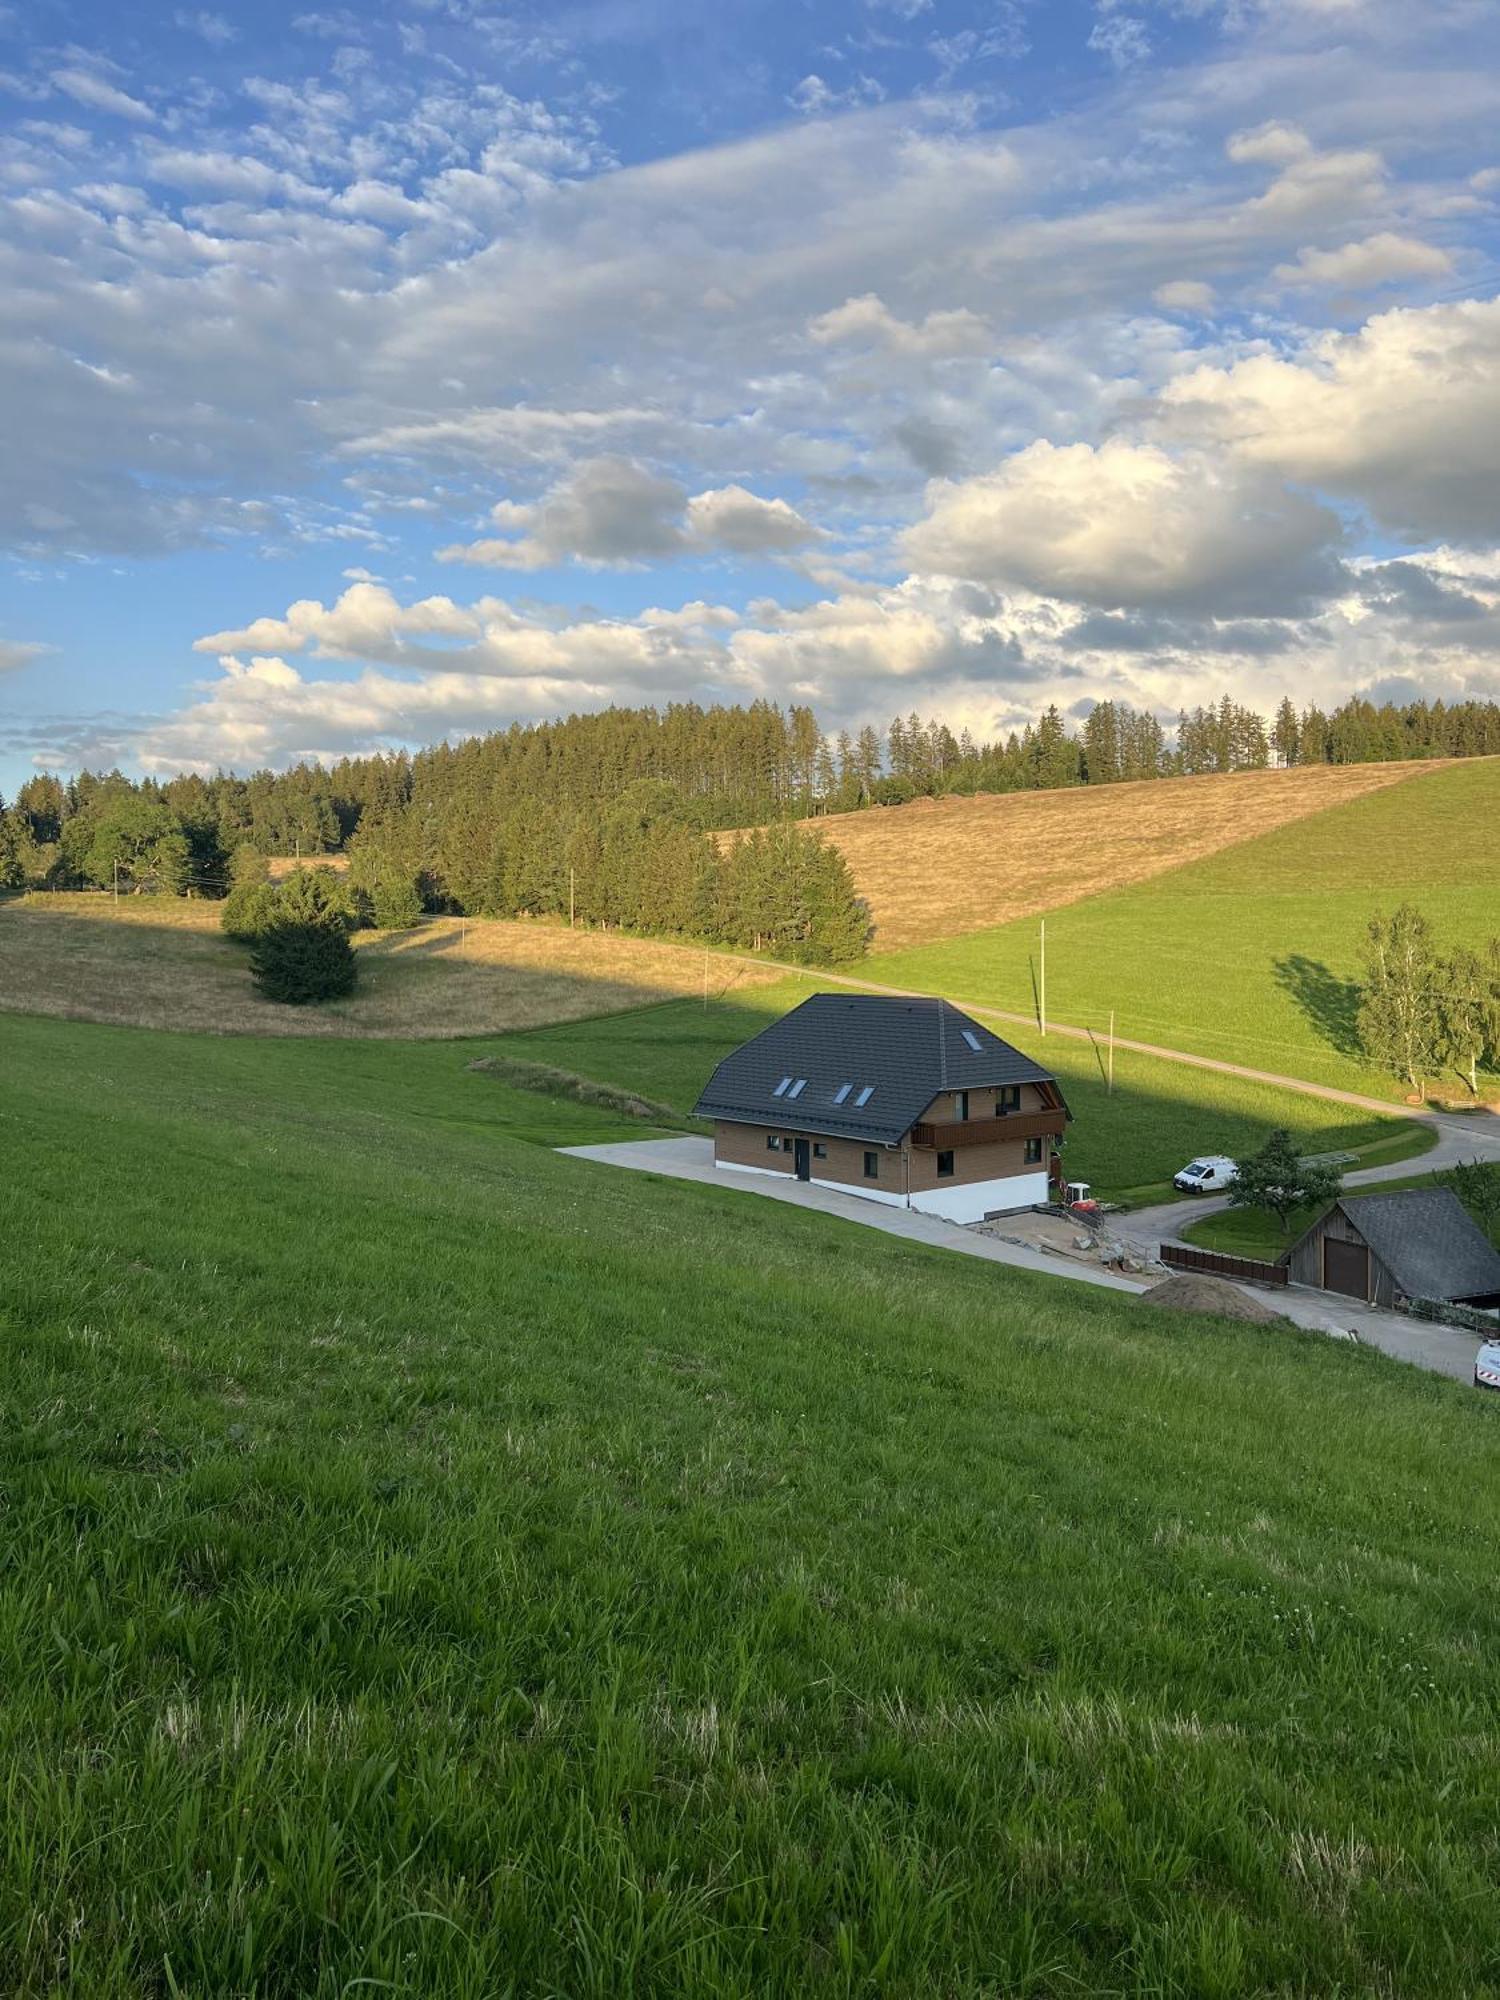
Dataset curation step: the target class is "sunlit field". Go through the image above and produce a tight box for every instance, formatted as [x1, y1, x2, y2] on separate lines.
[3, 1007, 1497, 1995]
[856, 760, 1500, 1101]
[0, 894, 775, 1038]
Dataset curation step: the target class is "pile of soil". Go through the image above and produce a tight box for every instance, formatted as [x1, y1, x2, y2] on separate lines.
[1139, 1274, 1284, 1325]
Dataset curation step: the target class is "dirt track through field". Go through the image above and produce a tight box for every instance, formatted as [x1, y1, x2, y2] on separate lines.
[799, 761, 1445, 949]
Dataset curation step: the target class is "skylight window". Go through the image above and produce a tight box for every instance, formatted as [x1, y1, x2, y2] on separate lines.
[961, 1029, 983, 1052]
[832, 1083, 852, 1104]
[772, 1076, 792, 1097]
[786, 1077, 808, 1099]
[854, 1085, 875, 1106]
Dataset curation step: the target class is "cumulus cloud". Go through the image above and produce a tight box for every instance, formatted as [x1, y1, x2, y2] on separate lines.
[902, 438, 1345, 614]
[808, 293, 993, 357]
[1160, 296, 1500, 541]
[1273, 231, 1452, 290]
[437, 458, 819, 569]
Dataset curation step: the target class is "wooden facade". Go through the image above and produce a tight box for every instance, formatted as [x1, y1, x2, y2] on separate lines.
[713, 1080, 1064, 1212]
[1284, 1205, 1399, 1308]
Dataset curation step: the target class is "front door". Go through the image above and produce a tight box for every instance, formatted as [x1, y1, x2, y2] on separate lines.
[1324, 1237, 1369, 1300]
[794, 1137, 811, 1182]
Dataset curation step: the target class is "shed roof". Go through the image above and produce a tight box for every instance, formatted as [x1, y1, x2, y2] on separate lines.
[692, 992, 1065, 1145]
[1286, 1188, 1500, 1303]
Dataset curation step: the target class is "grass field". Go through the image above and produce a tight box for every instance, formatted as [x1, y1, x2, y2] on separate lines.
[0, 895, 774, 1038]
[4, 1006, 1499, 1996]
[857, 759, 1500, 1101]
[804, 759, 1437, 950]
[497, 982, 1432, 1205]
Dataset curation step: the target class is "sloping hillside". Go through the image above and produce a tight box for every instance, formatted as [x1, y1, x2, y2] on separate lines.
[0, 897, 775, 1037]
[861, 757, 1500, 1098]
[807, 759, 1451, 950]
[3, 1008, 1498, 1994]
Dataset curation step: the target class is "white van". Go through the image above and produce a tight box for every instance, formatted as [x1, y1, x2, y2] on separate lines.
[1173, 1155, 1239, 1194]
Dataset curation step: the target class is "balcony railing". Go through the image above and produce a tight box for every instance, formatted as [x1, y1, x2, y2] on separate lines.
[909, 1109, 1065, 1150]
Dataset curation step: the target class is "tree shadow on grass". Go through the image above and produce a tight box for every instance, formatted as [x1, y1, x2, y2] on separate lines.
[1273, 955, 1364, 1059]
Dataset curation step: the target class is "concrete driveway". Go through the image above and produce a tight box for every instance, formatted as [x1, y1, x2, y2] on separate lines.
[559, 1137, 1484, 1385]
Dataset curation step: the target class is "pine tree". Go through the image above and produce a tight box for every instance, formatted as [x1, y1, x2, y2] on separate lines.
[250, 920, 358, 1005]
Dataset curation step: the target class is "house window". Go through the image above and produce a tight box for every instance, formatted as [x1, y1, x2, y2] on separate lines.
[766, 1133, 783, 1151]
[863, 1151, 879, 1179]
[813, 1143, 827, 1160]
[1024, 1135, 1043, 1165]
[955, 1090, 969, 1122]
[854, 1085, 875, 1106]
[961, 1029, 983, 1052]
[998, 1085, 1021, 1112]
[772, 1076, 792, 1097]
[832, 1083, 852, 1104]
[937, 1150, 955, 1178]
[786, 1077, 807, 1099]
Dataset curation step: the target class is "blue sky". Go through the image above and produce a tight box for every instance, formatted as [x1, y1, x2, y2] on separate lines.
[1, 0, 1498, 789]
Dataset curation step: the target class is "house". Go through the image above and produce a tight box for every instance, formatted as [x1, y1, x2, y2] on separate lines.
[1280, 1188, 1500, 1309]
[692, 993, 1070, 1223]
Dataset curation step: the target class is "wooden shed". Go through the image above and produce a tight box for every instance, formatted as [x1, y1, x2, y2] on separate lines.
[1280, 1189, 1500, 1309]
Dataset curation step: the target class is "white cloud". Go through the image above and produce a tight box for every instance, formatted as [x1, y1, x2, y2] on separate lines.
[1088, 15, 1152, 69]
[1153, 278, 1216, 310]
[1161, 296, 1500, 541]
[50, 66, 154, 122]
[808, 293, 993, 357]
[174, 10, 237, 45]
[0, 639, 46, 674]
[1226, 121, 1314, 169]
[903, 438, 1344, 614]
[1273, 231, 1452, 289]
[437, 459, 819, 569]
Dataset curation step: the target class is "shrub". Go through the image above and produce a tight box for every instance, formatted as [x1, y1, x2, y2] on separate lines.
[371, 874, 423, 931]
[250, 920, 358, 1006]
[221, 879, 280, 941]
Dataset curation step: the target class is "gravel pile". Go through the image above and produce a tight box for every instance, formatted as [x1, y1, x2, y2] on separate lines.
[1139, 1273, 1285, 1324]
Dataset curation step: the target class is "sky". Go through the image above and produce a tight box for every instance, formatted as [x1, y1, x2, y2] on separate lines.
[1, 0, 1499, 790]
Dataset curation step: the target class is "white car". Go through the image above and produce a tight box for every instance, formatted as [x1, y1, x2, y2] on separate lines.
[1475, 1339, 1500, 1392]
[1173, 1155, 1239, 1195]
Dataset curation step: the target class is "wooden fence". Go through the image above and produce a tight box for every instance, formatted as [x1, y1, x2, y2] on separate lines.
[1160, 1243, 1288, 1288]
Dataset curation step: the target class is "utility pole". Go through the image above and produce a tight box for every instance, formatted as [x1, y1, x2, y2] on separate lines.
[569, 867, 575, 928]
[1039, 918, 1047, 1036]
[1108, 1009, 1115, 1094]
[113, 859, 119, 906]
[703, 952, 709, 1009]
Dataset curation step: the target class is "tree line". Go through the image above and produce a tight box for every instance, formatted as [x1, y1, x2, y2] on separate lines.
[2, 690, 1498, 966]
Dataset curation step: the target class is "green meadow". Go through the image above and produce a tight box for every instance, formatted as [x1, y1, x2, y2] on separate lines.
[3, 1007, 1499, 1996]
[855, 759, 1500, 1100]
[505, 982, 1432, 1204]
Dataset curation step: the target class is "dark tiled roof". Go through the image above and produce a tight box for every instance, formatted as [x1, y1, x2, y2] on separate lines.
[1328, 1189, 1500, 1303]
[692, 992, 1064, 1145]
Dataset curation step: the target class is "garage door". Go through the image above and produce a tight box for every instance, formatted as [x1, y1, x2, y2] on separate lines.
[1324, 1237, 1369, 1300]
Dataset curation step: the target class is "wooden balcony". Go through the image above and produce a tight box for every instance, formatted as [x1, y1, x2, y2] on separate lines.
[909, 1109, 1066, 1150]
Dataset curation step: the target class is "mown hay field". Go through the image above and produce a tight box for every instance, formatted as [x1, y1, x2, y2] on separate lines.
[0, 895, 774, 1038]
[860, 759, 1500, 1099]
[806, 758, 1446, 950]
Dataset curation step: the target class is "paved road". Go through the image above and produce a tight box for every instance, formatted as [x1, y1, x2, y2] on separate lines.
[560, 1137, 1483, 1385]
[1117, 1114, 1500, 1259]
